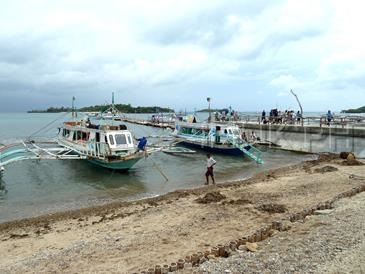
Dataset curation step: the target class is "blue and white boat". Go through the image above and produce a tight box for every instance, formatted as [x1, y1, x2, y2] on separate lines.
[172, 121, 264, 164]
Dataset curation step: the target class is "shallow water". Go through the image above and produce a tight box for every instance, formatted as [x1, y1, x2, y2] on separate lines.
[0, 113, 315, 223]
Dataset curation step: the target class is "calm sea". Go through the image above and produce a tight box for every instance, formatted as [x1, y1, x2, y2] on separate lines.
[0, 112, 315, 223]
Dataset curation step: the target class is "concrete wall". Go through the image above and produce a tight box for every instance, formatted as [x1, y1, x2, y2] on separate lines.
[242, 123, 365, 157]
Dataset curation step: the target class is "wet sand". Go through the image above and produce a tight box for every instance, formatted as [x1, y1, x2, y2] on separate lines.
[0, 154, 365, 273]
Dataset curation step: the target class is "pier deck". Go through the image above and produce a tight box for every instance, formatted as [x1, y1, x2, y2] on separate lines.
[121, 117, 365, 157]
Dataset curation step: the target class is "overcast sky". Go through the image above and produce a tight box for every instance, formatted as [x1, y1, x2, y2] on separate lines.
[0, 0, 364, 112]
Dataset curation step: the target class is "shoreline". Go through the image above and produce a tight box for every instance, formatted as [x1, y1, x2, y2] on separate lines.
[0, 158, 309, 231]
[1, 153, 365, 273]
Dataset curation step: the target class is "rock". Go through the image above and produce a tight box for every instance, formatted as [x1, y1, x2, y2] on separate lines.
[246, 242, 258, 252]
[314, 166, 339, 173]
[199, 257, 207, 264]
[340, 152, 350, 159]
[238, 245, 247, 251]
[9, 232, 29, 239]
[207, 255, 216, 260]
[281, 221, 292, 231]
[347, 153, 355, 161]
[195, 191, 226, 204]
[256, 203, 287, 214]
[342, 158, 364, 166]
[315, 209, 334, 215]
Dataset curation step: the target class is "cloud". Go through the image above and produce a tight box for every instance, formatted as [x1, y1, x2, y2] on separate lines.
[0, 0, 364, 112]
[270, 74, 299, 90]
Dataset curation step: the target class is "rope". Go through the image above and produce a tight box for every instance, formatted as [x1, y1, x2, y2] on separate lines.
[151, 158, 169, 181]
[27, 112, 71, 141]
[123, 117, 170, 181]
[348, 173, 365, 180]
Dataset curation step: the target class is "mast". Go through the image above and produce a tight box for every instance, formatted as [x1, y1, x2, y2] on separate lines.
[207, 97, 211, 123]
[72, 96, 76, 118]
[111, 92, 115, 119]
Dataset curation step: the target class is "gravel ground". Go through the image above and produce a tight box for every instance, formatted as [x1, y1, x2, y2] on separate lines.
[1, 156, 364, 273]
[192, 191, 365, 274]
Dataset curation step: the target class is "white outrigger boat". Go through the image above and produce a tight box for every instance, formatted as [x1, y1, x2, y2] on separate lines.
[0, 96, 156, 174]
[57, 119, 147, 170]
[0, 119, 149, 172]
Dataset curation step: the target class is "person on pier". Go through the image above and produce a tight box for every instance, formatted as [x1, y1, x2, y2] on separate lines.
[326, 110, 333, 126]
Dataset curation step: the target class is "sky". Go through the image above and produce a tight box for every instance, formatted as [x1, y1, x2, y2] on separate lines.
[0, 0, 364, 112]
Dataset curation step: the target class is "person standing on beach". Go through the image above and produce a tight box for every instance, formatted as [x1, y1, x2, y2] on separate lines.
[205, 154, 217, 185]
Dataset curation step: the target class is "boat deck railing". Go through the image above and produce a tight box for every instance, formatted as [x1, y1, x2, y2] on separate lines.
[233, 114, 365, 129]
[58, 141, 111, 159]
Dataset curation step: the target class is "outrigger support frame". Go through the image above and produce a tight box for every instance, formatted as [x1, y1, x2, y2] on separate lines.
[0, 141, 88, 171]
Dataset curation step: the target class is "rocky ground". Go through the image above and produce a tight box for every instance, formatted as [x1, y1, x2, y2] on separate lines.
[0, 154, 364, 273]
[191, 190, 365, 274]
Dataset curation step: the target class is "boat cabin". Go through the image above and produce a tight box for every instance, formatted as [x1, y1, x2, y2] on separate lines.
[58, 121, 135, 158]
[174, 122, 241, 143]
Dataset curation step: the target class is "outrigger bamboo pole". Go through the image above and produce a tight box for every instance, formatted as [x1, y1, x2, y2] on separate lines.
[290, 89, 304, 126]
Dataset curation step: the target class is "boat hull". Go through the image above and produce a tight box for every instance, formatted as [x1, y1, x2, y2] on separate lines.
[177, 140, 244, 156]
[88, 157, 142, 170]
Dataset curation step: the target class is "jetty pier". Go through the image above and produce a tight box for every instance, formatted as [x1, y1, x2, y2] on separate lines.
[120, 116, 174, 129]
[235, 114, 365, 157]
[241, 122, 365, 157]
[122, 114, 365, 157]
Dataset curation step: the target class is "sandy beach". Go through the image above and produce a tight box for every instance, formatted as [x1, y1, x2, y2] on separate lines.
[0, 154, 365, 273]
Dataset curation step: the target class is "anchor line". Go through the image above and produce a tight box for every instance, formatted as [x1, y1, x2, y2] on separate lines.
[150, 158, 169, 182]
[26, 112, 71, 141]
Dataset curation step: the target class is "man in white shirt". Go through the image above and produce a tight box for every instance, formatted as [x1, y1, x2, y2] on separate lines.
[205, 154, 217, 185]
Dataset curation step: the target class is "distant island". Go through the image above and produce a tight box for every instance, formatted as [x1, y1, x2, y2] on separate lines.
[28, 104, 174, 114]
[341, 106, 365, 113]
[197, 108, 230, 113]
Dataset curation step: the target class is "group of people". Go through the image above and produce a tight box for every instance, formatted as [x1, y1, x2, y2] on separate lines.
[214, 109, 240, 122]
[241, 130, 259, 142]
[261, 109, 302, 125]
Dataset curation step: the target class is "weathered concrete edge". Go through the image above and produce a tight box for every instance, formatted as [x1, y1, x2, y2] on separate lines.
[242, 123, 365, 138]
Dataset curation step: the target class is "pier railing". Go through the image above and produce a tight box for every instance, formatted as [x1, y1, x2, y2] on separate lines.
[235, 114, 365, 129]
[119, 114, 365, 130]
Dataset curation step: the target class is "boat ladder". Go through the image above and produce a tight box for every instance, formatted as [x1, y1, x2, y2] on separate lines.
[227, 137, 264, 164]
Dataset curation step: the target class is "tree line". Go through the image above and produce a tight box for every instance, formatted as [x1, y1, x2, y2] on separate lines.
[341, 106, 365, 113]
[28, 104, 174, 113]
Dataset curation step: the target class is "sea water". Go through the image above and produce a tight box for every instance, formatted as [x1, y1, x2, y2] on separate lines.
[0, 112, 314, 223]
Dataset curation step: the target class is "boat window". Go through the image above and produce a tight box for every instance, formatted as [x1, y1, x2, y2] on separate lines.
[63, 129, 70, 138]
[73, 131, 81, 141]
[115, 134, 127, 145]
[81, 131, 89, 141]
[228, 129, 232, 134]
[109, 135, 115, 145]
[127, 135, 132, 144]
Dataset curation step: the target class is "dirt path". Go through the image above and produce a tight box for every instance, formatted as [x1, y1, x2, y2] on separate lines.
[0, 155, 364, 273]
